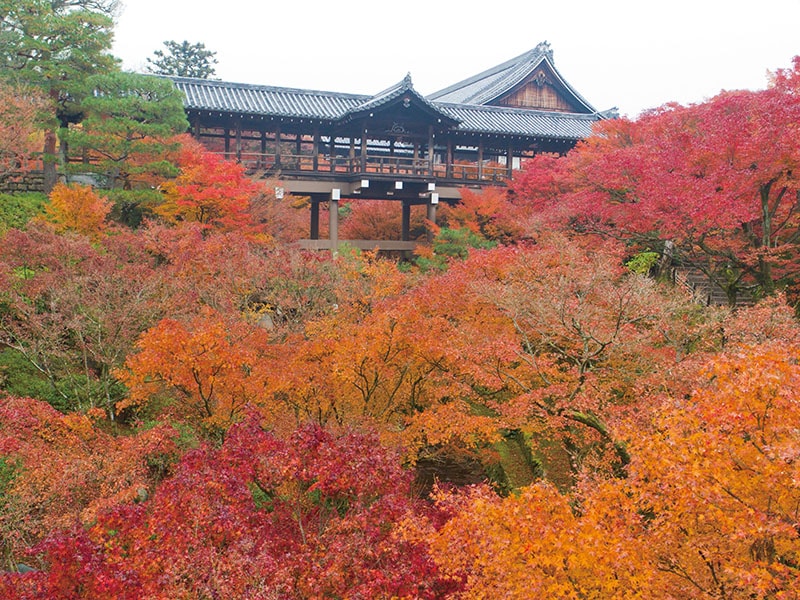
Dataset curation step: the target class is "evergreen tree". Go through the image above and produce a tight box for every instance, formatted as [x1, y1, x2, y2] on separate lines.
[62, 72, 189, 189]
[0, 0, 118, 191]
[146, 40, 218, 79]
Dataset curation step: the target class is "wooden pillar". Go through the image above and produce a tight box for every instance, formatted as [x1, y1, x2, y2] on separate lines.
[259, 131, 267, 169]
[310, 198, 320, 240]
[193, 116, 201, 138]
[274, 125, 281, 167]
[401, 201, 411, 241]
[446, 139, 453, 178]
[360, 130, 368, 172]
[224, 128, 231, 160]
[329, 189, 340, 256]
[329, 136, 336, 173]
[427, 125, 435, 176]
[235, 121, 242, 162]
[507, 142, 514, 179]
[426, 194, 438, 243]
[312, 128, 320, 171]
[477, 140, 484, 181]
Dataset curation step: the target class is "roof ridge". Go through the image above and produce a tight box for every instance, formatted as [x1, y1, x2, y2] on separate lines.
[165, 74, 371, 101]
[427, 43, 551, 101]
[435, 101, 600, 119]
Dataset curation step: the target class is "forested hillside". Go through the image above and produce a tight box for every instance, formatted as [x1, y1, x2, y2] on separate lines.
[3, 2, 800, 598]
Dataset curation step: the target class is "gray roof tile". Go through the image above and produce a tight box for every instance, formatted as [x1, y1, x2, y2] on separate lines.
[427, 42, 597, 114]
[165, 54, 602, 143]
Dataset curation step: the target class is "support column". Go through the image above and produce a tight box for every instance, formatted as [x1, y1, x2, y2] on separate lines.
[310, 197, 320, 240]
[312, 128, 320, 171]
[235, 121, 242, 162]
[224, 128, 231, 160]
[329, 189, 340, 256]
[259, 131, 267, 169]
[446, 139, 453, 178]
[426, 193, 438, 243]
[507, 142, 514, 179]
[274, 125, 281, 167]
[427, 125, 435, 176]
[477, 140, 484, 181]
[401, 201, 411, 241]
[360, 130, 368, 172]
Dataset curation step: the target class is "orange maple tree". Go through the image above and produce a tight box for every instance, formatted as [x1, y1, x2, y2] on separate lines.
[116, 306, 277, 436]
[41, 183, 112, 240]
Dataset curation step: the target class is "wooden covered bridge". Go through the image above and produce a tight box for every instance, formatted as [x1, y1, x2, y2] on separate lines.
[171, 42, 612, 251]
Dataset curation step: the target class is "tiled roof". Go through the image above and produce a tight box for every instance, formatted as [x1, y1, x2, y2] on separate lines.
[427, 42, 597, 114]
[337, 73, 459, 127]
[166, 59, 602, 142]
[170, 76, 367, 119]
[442, 104, 596, 140]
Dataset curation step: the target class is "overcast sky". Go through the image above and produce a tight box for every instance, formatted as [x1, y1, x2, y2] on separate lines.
[112, 0, 800, 119]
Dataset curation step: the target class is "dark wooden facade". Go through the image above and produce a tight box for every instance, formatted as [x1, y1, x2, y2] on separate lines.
[171, 42, 612, 252]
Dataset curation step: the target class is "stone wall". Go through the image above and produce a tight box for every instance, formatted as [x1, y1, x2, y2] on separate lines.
[0, 171, 45, 193]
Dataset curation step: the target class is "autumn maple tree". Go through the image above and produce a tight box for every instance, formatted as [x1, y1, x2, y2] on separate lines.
[117, 306, 276, 436]
[155, 136, 267, 236]
[0, 395, 180, 570]
[0, 224, 172, 418]
[1, 415, 456, 599]
[512, 58, 800, 304]
[41, 183, 112, 239]
[0, 82, 48, 177]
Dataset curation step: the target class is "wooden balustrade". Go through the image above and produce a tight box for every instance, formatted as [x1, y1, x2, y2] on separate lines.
[227, 152, 510, 183]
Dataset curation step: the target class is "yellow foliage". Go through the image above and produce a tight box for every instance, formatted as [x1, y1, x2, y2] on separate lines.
[42, 183, 111, 239]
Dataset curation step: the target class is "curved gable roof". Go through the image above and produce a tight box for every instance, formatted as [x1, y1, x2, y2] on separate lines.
[336, 73, 459, 127]
[427, 42, 598, 114]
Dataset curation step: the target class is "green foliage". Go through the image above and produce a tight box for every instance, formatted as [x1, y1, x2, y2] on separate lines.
[0, 348, 129, 414]
[146, 40, 218, 79]
[0, 348, 63, 409]
[62, 72, 187, 189]
[0, 0, 118, 123]
[0, 456, 19, 500]
[414, 227, 497, 272]
[625, 250, 660, 275]
[0, 193, 47, 232]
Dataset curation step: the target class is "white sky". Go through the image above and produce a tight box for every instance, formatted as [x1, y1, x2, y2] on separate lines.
[112, 0, 800, 119]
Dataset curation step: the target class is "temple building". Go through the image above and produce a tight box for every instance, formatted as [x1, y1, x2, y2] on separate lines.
[170, 42, 612, 251]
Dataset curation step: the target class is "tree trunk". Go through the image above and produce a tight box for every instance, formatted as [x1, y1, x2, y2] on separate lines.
[42, 129, 58, 193]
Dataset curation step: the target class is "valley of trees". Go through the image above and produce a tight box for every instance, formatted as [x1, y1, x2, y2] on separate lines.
[4, 2, 800, 598]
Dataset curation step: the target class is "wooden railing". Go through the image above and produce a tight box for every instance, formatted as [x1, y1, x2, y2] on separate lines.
[226, 152, 511, 183]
